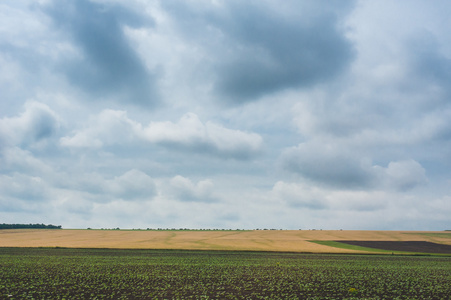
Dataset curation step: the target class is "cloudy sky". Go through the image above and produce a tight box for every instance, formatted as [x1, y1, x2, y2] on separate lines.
[1, 0, 451, 230]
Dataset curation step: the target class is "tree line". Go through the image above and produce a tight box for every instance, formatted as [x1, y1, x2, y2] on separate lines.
[0, 223, 62, 230]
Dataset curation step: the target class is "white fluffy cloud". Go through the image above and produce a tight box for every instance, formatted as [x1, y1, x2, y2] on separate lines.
[169, 175, 218, 203]
[61, 110, 262, 159]
[376, 160, 428, 191]
[271, 181, 326, 209]
[60, 109, 141, 148]
[142, 113, 263, 158]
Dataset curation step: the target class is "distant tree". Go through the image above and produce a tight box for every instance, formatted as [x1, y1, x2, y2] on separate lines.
[0, 223, 62, 230]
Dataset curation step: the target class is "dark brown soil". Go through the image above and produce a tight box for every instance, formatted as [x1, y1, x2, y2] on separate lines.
[337, 240, 451, 254]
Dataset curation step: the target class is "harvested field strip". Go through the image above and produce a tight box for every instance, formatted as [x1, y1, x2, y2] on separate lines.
[339, 241, 451, 254]
[1, 229, 450, 253]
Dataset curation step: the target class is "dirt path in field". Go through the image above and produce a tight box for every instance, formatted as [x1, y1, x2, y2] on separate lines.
[0, 229, 450, 253]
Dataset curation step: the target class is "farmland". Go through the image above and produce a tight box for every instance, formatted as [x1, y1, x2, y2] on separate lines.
[1, 247, 450, 299]
[1, 229, 451, 253]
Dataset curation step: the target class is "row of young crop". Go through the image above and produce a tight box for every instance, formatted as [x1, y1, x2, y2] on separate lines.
[1, 248, 450, 299]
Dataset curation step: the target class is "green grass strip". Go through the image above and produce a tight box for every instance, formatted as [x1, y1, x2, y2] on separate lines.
[403, 232, 451, 239]
[309, 240, 403, 254]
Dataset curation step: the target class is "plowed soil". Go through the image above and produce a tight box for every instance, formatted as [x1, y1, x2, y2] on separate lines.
[338, 240, 451, 254]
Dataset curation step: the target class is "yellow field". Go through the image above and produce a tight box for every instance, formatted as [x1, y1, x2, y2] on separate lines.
[0, 229, 450, 253]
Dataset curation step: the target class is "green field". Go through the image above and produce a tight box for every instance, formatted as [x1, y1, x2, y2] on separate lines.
[310, 240, 401, 254]
[1, 248, 450, 299]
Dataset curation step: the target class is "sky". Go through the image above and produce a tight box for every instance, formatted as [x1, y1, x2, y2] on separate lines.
[1, 0, 451, 230]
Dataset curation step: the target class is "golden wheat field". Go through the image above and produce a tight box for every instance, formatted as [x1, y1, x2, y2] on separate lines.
[1, 229, 450, 253]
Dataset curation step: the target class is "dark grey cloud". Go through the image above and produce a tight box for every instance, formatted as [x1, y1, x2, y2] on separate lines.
[282, 143, 373, 189]
[163, 0, 355, 103]
[43, 0, 158, 106]
[409, 34, 451, 105]
[215, 7, 355, 102]
[25, 108, 59, 142]
[0, 102, 60, 149]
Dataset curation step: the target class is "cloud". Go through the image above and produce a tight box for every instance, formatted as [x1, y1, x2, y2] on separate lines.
[378, 160, 428, 191]
[281, 141, 374, 189]
[61, 110, 262, 160]
[2, 1, 451, 231]
[43, 0, 158, 106]
[271, 181, 326, 209]
[142, 113, 263, 159]
[270, 180, 388, 212]
[60, 109, 141, 148]
[109, 169, 157, 200]
[0, 168, 157, 226]
[408, 32, 451, 104]
[0, 147, 53, 176]
[281, 142, 427, 191]
[0, 173, 49, 203]
[57, 169, 157, 202]
[0, 2, 50, 105]
[162, 0, 355, 103]
[169, 175, 218, 203]
[325, 190, 388, 212]
[0, 101, 60, 148]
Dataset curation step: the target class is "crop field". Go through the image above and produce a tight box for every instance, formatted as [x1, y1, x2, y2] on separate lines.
[1, 247, 450, 299]
[1, 229, 451, 253]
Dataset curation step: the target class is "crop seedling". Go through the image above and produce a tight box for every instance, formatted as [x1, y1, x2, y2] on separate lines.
[0, 248, 450, 299]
